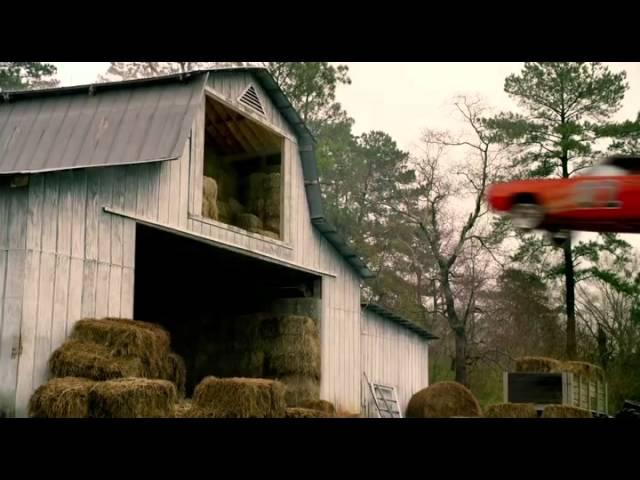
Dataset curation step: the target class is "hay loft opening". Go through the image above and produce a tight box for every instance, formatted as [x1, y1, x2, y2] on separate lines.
[133, 224, 322, 401]
[201, 91, 284, 240]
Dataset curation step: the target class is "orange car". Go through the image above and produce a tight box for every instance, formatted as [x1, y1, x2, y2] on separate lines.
[486, 154, 640, 246]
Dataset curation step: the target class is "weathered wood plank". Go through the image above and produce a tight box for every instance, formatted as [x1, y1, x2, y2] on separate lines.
[56, 171, 74, 257]
[51, 254, 70, 353]
[111, 168, 126, 267]
[120, 267, 134, 320]
[98, 168, 114, 264]
[179, 130, 191, 229]
[108, 265, 122, 318]
[157, 161, 171, 225]
[80, 260, 97, 318]
[0, 189, 9, 250]
[33, 252, 56, 391]
[66, 257, 84, 337]
[70, 169, 87, 259]
[14, 250, 40, 417]
[168, 153, 182, 227]
[95, 262, 111, 318]
[84, 169, 101, 261]
[8, 186, 28, 251]
[189, 99, 205, 217]
[41, 174, 59, 254]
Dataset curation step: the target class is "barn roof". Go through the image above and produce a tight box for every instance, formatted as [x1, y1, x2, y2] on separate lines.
[362, 303, 438, 341]
[0, 67, 374, 279]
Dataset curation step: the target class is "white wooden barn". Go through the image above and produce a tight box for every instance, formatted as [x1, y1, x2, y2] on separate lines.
[0, 67, 435, 418]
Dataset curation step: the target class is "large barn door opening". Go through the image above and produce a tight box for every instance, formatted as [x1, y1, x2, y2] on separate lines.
[133, 224, 322, 401]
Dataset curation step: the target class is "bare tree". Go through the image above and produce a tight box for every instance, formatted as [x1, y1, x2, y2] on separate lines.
[387, 97, 508, 385]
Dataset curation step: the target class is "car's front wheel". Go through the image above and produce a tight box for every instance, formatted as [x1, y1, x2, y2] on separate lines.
[510, 202, 544, 231]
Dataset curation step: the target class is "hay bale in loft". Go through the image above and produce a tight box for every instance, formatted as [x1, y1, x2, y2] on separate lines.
[302, 399, 336, 415]
[166, 353, 187, 398]
[263, 173, 281, 219]
[28, 377, 97, 418]
[203, 176, 218, 203]
[254, 229, 279, 240]
[228, 198, 246, 217]
[203, 197, 219, 221]
[70, 318, 171, 378]
[558, 361, 605, 381]
[405, 381, 483, 418]
[279, 375, 320, 407]
[49, 340, 144, 381]
[285, 407, 328, 418]
[514, 356, 561, 373]
[485, 403, 538, 418]
[89, 378, 177, 418]
[217, 200, 231, 223]
[192, 376, 286, 418]
[542, 405, 593, 418]
[236, 213, 263, 232]
[260, 315, 318, 339]
[264, 217, 280, 235]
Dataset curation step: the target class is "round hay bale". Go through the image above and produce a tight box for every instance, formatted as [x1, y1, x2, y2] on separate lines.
[542, 405, 592, 418]
[49, 340, 144, 381]
[279, 375, 320, 407]
[71, 318, 171, 378]
[515, 356, 561, 373]
[203, 176, 218, 202]
[28, 377, 97, 418]
[406, 381, 483, 418]
[166, 353, 187, 398]
[285, 407, 327, 418]
[302, 399, 336, 415]
[558, 361, 604, 381]
[193, 376, 286, 418]
[89, 378, 177, 418]
[485, 403, 538, 418]
[236, 213, 263, 231]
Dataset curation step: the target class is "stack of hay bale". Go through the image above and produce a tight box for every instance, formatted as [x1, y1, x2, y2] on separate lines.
[202, 176, 219, 221]
[246, 172, 281, 238]
[28, 318, 186, 418]
[191, 312, 321, 408]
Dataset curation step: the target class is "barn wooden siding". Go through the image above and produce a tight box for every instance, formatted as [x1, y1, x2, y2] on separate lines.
[0, 71, 363, 416]
[361, 308, 430, 417]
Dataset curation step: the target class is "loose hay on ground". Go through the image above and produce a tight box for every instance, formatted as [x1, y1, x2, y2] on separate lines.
[174, 399, 194, 418]
[28, 377, 97, 418]
[302, 399, 336, 415]
[49, 340, 144, 381]
[70, 318, 171, 378]
[406, 381, 483, 418]
[485, 403, 538, 418]
[542, 405, 593, 418]
[285, 407, 327, 418]
[193, 376, 286, 418]
[515, 356, 561, 373]
[89, 378, 177, 418]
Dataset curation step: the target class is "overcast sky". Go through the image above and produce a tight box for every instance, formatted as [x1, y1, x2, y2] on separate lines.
[53, 62, 640, 247]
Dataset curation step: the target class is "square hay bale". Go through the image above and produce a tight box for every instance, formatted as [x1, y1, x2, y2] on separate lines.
[263, 173, 281, 218]
[279, 375, 320, 407]
[542, 405, 593, 418]
[217, 200, 232, 223]
[49, 340, 145, 381]
[558, 361, 604, 382]
[264, 338, 320, 378]
[70, 318, 171, 378]
[406, 381, 483, 418]
[228, 198, 246, 217]
[259, 315, 318, 338]
[515, 356, 561, 373]
[285, 407, 328, 418]
[264, 217, 280, 235]
[193, 376, 286, 418]
[28, 377, 97, 418]
[485, 403, 538, 418]
[166, 353, 187, 398]
[89, 378, 177, 418]
[174, 399, 195, 418]
[203, 197, 219, 220]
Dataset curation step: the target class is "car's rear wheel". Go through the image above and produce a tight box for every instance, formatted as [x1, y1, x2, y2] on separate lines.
[510, 201, 544, 231]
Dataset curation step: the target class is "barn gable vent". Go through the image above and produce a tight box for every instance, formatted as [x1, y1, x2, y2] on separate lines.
[238, 84, 266, 116]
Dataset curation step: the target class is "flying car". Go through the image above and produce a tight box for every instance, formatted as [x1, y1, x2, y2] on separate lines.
[486, 154, 640, 247]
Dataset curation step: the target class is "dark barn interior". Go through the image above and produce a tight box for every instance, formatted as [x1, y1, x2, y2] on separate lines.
[133, 224, 321, 396]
